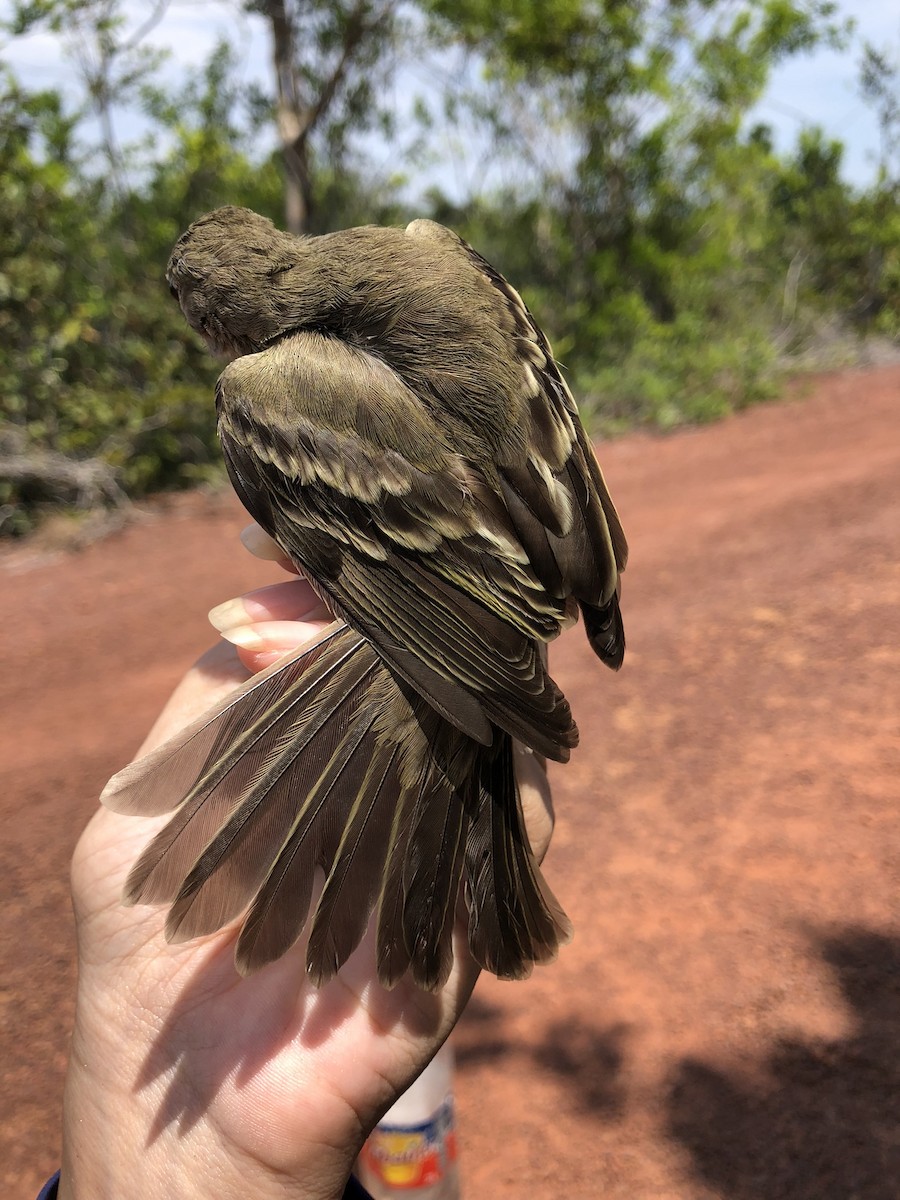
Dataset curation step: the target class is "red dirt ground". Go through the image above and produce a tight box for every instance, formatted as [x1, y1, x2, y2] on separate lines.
[2, 366, 898, 1199]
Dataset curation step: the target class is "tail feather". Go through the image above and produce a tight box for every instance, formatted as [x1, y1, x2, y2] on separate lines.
[105, 620, 575, 988]
[305, 743, 400, 985]
[235, 706, 382, 973]
[464, 734, 572, 979]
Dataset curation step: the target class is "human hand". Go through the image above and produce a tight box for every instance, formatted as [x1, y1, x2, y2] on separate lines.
[61, 532, 554, 1200]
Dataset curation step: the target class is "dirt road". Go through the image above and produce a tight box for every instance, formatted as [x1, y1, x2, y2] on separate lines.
[2, 366, 898, 1198]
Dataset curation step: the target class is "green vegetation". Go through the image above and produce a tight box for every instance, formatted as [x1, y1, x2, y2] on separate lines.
[0, 1, 897, 534]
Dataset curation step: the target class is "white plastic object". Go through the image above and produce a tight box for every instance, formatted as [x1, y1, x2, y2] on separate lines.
[357, 1042, 461, 1198]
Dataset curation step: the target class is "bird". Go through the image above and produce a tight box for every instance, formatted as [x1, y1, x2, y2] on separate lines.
[101, 205, 628, 992]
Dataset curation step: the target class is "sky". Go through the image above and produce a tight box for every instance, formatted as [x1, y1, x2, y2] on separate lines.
[5, 1, 899, 193]
[751, 3, 899, 182]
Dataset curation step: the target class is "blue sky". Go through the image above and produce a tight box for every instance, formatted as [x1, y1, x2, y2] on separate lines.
[751, 4, 899, 182]
[6, 1, 898, 191]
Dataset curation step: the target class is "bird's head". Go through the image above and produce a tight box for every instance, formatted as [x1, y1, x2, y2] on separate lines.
[166, 206, 317, 358]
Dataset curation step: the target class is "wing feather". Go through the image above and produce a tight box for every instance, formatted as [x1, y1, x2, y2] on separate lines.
[405, 218, 627, 604]
[305, 744, 400, 985]
[217, 335, 580, 759]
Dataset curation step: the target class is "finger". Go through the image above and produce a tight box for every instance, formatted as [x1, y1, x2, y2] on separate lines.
[218, 618, 333, 672]
[208, 584, 554, 845]
[208, 575, 336, 673]
[208, 579, 331, 632]
[513, 741, 554, 863]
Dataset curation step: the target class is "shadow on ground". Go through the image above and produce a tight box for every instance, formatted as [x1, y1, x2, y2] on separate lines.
[457, 995, 628, 1118]
[668, 927, 900, 1200]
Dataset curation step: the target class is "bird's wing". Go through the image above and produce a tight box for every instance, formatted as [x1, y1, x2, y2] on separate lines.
[216, 331, 577, 760]
[405, 219, 628, 613]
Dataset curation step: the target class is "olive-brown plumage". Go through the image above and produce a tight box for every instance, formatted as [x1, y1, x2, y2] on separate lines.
[102, 205, 627, 990]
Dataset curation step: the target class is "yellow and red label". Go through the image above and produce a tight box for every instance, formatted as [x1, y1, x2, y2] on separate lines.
[360, 1097, 457, 1190]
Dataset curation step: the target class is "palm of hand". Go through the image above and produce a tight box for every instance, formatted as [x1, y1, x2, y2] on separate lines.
[65, 629, 552, 1199]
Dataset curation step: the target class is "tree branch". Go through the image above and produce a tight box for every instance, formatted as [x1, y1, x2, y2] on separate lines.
[0, 432, 126, 510]
[120, 0, 171, 52]
[305, 0, 381, 134]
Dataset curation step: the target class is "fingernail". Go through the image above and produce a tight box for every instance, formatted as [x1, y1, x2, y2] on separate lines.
[209, 587, 331, 632]
[219, 619, 330, 652]
[208, 598, 248, 632]
[240, 524, 288, 562]
[219, 625, 265, 649]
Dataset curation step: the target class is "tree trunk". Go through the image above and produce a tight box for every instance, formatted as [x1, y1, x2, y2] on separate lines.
[260, 0, 385, 234]
[281, 133, 314, 235]
[261, 0, 306, 232]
